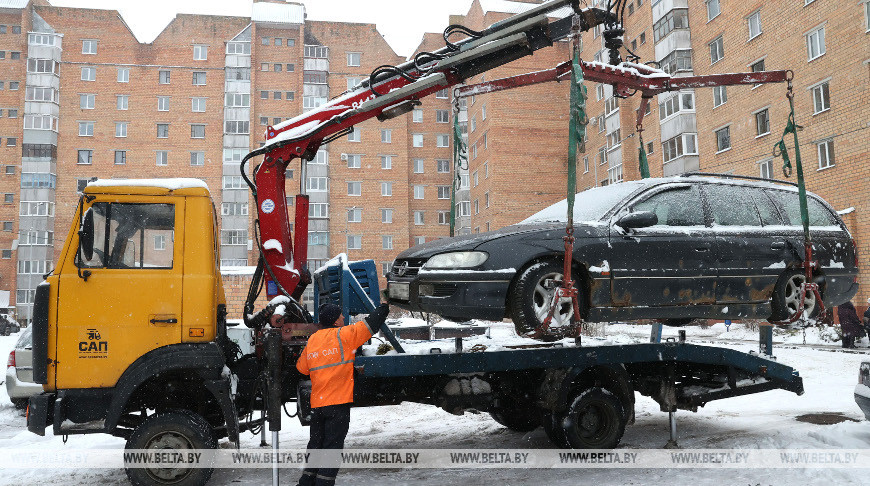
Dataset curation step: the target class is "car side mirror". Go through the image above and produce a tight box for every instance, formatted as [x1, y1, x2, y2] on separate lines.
[80, 207, 94, 261]
[617, 211, 658, 230]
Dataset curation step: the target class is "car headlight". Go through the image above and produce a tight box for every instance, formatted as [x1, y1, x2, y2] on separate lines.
[423, 251, 488, 269]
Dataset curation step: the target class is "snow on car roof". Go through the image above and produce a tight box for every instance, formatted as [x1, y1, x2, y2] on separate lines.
[87, 178, 209, 191]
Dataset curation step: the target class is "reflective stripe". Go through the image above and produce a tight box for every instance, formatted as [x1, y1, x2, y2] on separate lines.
[308, 327, 352, 372]
[309, 359, 353, 371]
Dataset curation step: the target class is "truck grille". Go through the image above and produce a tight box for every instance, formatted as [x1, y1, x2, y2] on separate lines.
[391, 258, 426, 278]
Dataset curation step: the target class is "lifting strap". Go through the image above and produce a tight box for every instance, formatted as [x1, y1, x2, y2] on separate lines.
[450, 94, 469, 237]
[637, 123, 650, 179]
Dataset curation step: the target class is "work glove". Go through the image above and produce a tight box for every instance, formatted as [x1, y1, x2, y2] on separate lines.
[365, 303, 390, 334]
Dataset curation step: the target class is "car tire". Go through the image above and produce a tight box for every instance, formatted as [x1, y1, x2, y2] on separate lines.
[561, 387, 626, 449]
[510, 261, 581, 338]
[490, 404, 541, 432]
[541, 410, 570, 448]
[124, 410, 216, 486]
[770, 270, 820, 321]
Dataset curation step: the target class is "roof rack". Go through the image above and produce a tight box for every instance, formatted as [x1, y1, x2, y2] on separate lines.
[679, 172, 799, 189]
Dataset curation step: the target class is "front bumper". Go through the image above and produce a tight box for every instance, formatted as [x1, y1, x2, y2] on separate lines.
[387, 268, 516, 321]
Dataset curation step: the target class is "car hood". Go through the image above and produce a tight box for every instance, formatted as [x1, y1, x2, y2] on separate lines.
[396, 221, 605, 259]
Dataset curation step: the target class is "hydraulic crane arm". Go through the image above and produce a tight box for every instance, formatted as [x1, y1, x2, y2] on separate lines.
[241, 0, 616, 312]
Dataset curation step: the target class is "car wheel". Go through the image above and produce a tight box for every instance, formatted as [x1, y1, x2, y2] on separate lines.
[124, 410, 216, 486]
[511, 261, 580, 337]
[541, 410, 570, 448]
[561, 387, 626, 449]
[771, 270, 819, 321]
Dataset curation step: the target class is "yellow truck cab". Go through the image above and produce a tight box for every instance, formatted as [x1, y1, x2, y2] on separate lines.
[27, 179, 242, 483]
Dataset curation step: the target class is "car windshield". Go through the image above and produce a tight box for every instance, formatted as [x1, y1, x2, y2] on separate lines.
[519, 181, 646, 224]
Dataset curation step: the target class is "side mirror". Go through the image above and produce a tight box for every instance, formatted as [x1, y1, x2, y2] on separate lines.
[80, 208, 94, 261]
[616, 211, 658, 230]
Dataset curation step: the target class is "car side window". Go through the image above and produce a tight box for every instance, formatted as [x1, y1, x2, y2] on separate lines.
[632, 185, 705, 227]
[745, 187, 782, 226]
[704, 185, 761, 226]
[80, 203, 175, 269]
[767, 190, 839, 227]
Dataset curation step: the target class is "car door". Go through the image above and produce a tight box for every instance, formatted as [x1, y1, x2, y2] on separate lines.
[608, 183, 717, 307]
[703, 183, 783, 304]
[55, 197, 184, 390]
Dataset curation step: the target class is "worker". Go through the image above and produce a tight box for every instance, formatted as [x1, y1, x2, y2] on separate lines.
[296, 302, 390, 486]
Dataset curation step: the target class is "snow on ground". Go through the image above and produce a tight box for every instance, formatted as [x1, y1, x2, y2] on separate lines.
[1, 322, 869, 485]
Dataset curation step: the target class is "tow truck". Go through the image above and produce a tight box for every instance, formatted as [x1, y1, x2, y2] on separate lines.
[25, 1, 814, 485]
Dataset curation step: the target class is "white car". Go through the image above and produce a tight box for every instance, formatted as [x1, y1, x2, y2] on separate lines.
[6, 327, 43, 409]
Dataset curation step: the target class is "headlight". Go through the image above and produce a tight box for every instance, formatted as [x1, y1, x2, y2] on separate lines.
[423, 251, 488, 269]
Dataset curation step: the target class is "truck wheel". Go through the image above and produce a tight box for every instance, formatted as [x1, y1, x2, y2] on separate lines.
[490, 406, 541, 432]
[541, 411, 569, 448]
[125, 410, 216, 486]
[562, 387, 626, 449]
[770, 270, 820, 321]
[511, 261, 580, 338]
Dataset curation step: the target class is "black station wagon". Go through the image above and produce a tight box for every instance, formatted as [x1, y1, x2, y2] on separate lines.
[386, 174, 859, 336]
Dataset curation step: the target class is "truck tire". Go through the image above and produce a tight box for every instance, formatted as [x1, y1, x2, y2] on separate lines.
[510, 261, 580, 338]
[562, 387, 626, 449]
[124, 410, 216, 486]
[489, 406, 541, 432]
[770, 270, 820, 321]
[541, 411, 569, 448]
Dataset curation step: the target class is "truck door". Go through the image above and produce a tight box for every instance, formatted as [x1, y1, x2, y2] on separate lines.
[55, 198, 184, 389]
[608, 183, 717, 308]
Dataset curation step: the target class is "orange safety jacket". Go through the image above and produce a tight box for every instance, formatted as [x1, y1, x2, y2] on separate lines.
[296, 320, 375, 408]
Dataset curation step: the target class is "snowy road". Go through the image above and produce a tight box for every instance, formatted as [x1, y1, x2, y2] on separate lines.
[1, 324, 868, 486]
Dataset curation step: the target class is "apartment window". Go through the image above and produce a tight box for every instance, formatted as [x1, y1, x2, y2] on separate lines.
[25, 86, 58, 103]
[111, 150, 126, 165]
[755, 109, 770, 136]
[348, 181, 362, 196]
[1, 250, 10, 259]
[225, 93, 249, 107]
[223, 176, 244, 189]
[156, 151, 168, 166]
[713, 86, 727, 107]
[707, 0, 720, 20]
[607, 130, 622, 149]
[191, 124, 205, 138]
[346, 77, 362, 90]
[658, 92, 694, 120]
[381, 208, 393, 224]
[347, 208, 362, 223]
[806, 26, 825, 60]
[596, 84, 605, 101]
[192, 72, 206, 85]
[192, 97, 206, 112]
[583, 155, 589, 173]
[380, 155, 392, 169]
[189, 151, 204, 166]
[117, 67, 129, 83]
[81, 66, 96, 81]
[221, 230, 247, 246]
[79, 121, 94, 137]
[78, 93, 95, 109]
[653, 8, 689, 42]
[437, 211, 449, 225]
[413, 134, 423, 147]
[759, 158, 773, 179]
[347, 154, 361, 168]
[437, 185, 451, 200]
[412, 109, 423, 122]
[436, 134, 449, 148]
[7, 109, 16, 118]
[77, 149, 93, 165]
[117, 95, 129, 110]
[414, 236, 426, 245]
[414, 211, 425, 225]
[382, 235, 393, 250]
[470, 116, 477, 133]
[473, 171, 479, 187]
[647, 141, 654, 154]
[381, 182, 392, 196]
[662, 133, 698, 162]
[864, 0, 870, 31]
[27, 59, 57, 74]
[414, 185, 425, 199]
[413, 159, 424, 173]
[193, 45, 208, 60]
[287, 39, 296, 47]
[598, 146, 607, 166]
[347, 52, 361, 67]
[3, 193, 11, 203]
[9, 81, 17, 90]
[159, 70, 170, 84]
[709, 36, 724, 64]
[286, 92, 295, 100]
[640, 32, 646, 44]
[157, 96, 170, 111]
[474, 199, 480, 214]
[225, 121, 249, 134]
[115, 122, 128, 138]
[435, 89, 448, 99]
[82, 39, 97, 54]
[260, 91, 269, 100]
[21, 173, 56, 189]
[484, 162, 489, 178]
[2, 221, 11, 231]
[275, 92, 283, 100]
[261, 63, 269, 72]
[157, 123, 169, 138]
[381, 129, 392, 143]
[460, 174, 469, 189]
[750, 59, 766, 87]
[273, 64, 282, 72]
[436, 110, 450, 123]
[309, 203, 328, 218]
[348, 129, 361, 142]
[817, 139, 834, 170]
[347, 235, 362, 250]
[811, 81, 830, 114]
[715, 126, 731, 152]
[307, 177, 328, 192]
[457, 202, 470, 217]
[748, 11, 762, 40]
[436, 159, 450, 173]
[5, 165, 14, 175]
[6, 138, 15, 147]
[226, 42, 250, 55]
[660, 49, 693, 75]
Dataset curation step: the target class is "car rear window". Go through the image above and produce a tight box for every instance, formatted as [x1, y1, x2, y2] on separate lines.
[766, 189, 840, 227]
[16, 327, 32, 348]
[704, 185, 761, 226]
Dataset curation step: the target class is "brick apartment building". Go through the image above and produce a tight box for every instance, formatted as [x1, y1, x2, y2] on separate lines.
[0, 0, 867, 322]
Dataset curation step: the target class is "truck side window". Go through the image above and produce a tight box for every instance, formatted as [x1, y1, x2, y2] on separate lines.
[79, 203, 175, 269]
[633, 186, 705, 227]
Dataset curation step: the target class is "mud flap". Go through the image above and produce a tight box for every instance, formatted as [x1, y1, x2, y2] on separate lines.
[27, 393, 55, 436]
[204, 378, 239, 445]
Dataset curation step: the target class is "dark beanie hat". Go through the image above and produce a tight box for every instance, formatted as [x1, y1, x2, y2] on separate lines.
[318, 303, 342, 328]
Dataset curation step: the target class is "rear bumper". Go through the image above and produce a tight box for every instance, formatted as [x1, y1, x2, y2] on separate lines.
[5, 367, 44, 399]
[855, 384, 870, 421]
[386, 269, 515, 321]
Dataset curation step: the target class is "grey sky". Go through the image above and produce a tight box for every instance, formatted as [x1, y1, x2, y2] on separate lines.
[49, 0, 474, 58]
